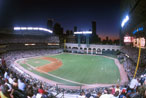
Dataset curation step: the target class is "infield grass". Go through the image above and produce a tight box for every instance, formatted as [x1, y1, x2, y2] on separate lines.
[26, 58, 51, 67]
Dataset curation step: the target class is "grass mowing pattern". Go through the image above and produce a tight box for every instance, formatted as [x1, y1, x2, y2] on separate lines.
[20, 63, 81, 86]
[19, 53, 120, 85]
[48, 53, 120, 84]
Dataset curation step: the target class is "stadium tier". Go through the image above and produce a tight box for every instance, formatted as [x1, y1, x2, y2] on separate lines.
[0, 32, 60, 52]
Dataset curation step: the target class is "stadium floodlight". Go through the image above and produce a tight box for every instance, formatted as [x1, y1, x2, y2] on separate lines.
[14, 27, 21, 30]
[82, 31, 92, 34]
[31, 43, 36, 46]
[33, 27, 39, 30]
[25, 43, 36, 46]
[38, 27, 44, 31]
[74, 31, 92, 34]
[14, 27, 53, 33]
[121, 15, 129, 28]
[47, 30, 52, 33]
[27, 27, 33, 30]
[38, 27, 53, 33]
[43, 28, 47, 31]
[24, 44, 29, 46]
[20, 27, 27, 30]
[74, 31, 82, 34]
[48, 29, 53, 33]
[44, 29, 53, 33]
[43, 28, 49, 32]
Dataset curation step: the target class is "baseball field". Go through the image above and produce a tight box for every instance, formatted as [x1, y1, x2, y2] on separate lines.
[17, 53, 122, 87]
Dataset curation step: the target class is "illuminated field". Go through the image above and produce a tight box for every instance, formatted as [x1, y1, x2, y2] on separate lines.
[18, 53, 121, 86]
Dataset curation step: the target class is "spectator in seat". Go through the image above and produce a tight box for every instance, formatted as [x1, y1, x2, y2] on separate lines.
[8, 73, 13, 85]
[0, 85, 11, 98]
[33, 83, 38, 95]
[96, 91, 102, 98]
[113, 91, 119, 98]
[4, 69, 8, 79]
[129, 78, 139, 90]
[119, 89, 126, 98]
[129, 88, 140, 98]
[18, 77, 26, 91]
[111, 85, 115, 95]
[138, 80, 146, 98]
[0, 79, 5, 91]
[38, 85, 45, 94]
[78, 91, 86, 98]
[26, 85, 34, 98]
[100, 89, 114, 98]
[5, 79, 12, 92]
[86, 92, 91, 98]
[115, 85, 120, 93]
[12, 78, 18, 89]
[140, 75, 145, 85]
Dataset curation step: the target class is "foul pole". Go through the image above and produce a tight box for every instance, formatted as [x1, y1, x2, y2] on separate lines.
[133, 38, 141, 78]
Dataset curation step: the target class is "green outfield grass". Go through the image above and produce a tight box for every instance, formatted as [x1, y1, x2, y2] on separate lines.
[18, 53, 121, 85]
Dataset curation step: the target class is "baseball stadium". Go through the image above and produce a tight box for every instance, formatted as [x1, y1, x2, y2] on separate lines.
[0, 0, 146, 98]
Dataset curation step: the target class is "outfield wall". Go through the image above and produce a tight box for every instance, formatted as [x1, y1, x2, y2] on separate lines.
[65, 43, 121, 54]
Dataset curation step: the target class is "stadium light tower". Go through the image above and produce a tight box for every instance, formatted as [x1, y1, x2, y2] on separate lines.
[121, 15, 129, 28]
[74, 31, 92, 47]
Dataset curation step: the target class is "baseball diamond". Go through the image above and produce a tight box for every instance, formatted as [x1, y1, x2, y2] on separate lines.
[16, 53, 128, 88]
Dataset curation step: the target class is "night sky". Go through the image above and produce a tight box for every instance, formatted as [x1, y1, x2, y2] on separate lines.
[0, 0, 120, 40]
